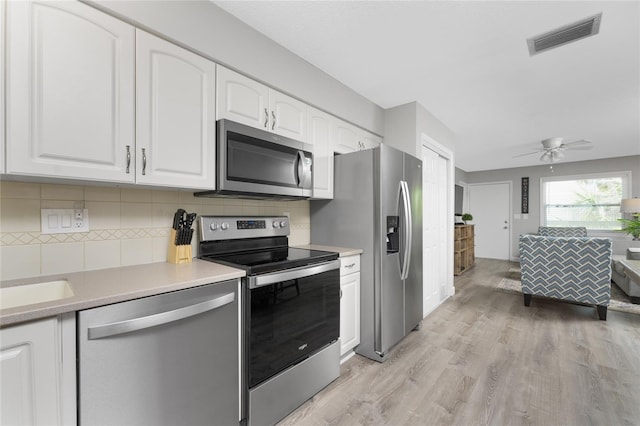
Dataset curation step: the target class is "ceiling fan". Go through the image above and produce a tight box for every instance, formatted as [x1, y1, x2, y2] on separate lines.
[514, 137, 593, 163]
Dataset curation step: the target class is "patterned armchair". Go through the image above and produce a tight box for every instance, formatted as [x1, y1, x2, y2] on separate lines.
[538, 226, 588, 237]
[519, 234, 612, 320]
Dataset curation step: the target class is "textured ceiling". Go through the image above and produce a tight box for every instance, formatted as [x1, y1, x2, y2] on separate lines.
[215, 1, 640, 172]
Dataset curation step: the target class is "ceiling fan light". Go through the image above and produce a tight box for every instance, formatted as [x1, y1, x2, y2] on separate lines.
[554, 151, 565, 160]
[540, 152, 551, 161]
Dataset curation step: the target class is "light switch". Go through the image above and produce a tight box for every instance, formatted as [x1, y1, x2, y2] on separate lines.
[48, 215, 58, 228]
[61, 214, 72, 228]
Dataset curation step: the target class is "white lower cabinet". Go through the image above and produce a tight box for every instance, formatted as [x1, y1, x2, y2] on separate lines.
[0, 314, 76, 426]
[339, 255, 361, 358]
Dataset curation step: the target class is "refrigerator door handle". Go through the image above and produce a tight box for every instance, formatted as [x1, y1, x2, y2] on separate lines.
[400, 180, 412, 280]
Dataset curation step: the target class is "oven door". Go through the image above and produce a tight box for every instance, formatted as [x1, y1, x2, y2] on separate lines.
[218, 119, 313, 198]
[246, 260, 340, 388]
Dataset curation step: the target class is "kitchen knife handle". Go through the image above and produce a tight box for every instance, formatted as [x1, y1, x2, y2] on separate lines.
[264, 108, 269, 128]
[141, 148, 147, 175]
[125, 145, 131, 174]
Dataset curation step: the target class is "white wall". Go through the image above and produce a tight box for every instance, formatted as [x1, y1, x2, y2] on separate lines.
[85, 0, 385, 136]
[384, 101, 456, 158]
[465, 155, 640, 256]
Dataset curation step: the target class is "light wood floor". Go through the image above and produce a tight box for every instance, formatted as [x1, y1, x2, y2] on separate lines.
[279, 258, 640, 426]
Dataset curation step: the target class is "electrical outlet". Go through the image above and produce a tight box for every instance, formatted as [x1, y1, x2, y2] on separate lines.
[42, 209, 89, 234]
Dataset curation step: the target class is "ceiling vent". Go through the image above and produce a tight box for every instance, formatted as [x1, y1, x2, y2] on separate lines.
[527, 13, 602, 56]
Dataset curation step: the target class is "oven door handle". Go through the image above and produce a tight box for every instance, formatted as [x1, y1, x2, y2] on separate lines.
[248, 259, 340, 289]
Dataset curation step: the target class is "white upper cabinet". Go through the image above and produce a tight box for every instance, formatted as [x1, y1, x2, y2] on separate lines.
[217, 65, 307, 142]
[307, 107, 334, 199]
[334, 121, 360, 154]
[6, 0, 136, 182]
[361, 132, 382, 150]
[1, 0, 5, 174]
[269, 89, 307, 141]
[216, 65, 269, 130]
[136, 30, 216, 190]
[334, 120, 381, 154]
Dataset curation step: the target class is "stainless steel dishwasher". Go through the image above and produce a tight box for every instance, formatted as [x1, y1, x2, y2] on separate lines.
[78, 279, 240, 425]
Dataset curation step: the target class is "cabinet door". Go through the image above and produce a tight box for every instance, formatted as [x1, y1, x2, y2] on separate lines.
[340, 271, 360, 356]
[0, 315, 76, 426]
[308, 107, 334, 199]
[6, 0, 135, 182]
[216, 65, 269, 130]
[136, 30, 216, 190]
[269, 89, 307, 142]
[361, 131, 382, 150]
[1, 0, 5, 174]
[334, 120, 360, 154]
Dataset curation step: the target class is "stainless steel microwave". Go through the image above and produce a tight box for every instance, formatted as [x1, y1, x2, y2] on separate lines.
[195, 119, 313, 199]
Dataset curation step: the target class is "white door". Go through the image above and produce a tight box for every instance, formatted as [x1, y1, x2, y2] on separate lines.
[6, 0, 135, 182]
[468, 182, 511, 260]
[136, 30, 216, 190]
[308, 106, 334, 199]
[422, 147, 449, 316]
[216, 65, 269, 130]
[269, 90, 307, 142]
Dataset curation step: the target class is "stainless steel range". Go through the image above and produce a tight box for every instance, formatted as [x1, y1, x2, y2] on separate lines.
[198, 216, 341, 426]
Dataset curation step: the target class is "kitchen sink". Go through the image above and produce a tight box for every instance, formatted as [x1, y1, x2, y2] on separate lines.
[0, 280, 74, 310]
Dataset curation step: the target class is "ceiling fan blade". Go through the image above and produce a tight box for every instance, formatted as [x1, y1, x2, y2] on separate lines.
[562, 139, 592, 147]
[513, 150, 543, 158]
[564, 145, 594, 151]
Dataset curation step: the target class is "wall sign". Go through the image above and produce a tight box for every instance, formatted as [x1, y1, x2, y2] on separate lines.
[521, 177, 529, 214]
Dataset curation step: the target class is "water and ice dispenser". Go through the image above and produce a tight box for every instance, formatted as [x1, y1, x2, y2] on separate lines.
[386, 215, 399, 253]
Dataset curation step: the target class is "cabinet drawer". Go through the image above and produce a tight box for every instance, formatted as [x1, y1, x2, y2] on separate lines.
[340, 256, 360, 275]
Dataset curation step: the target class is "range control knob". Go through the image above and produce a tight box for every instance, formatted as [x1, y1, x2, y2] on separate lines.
[280, 220, 287, 228]
[272, 221, 280, 228]
[221, 222, 230, 230]
[209, 222, 219, 231]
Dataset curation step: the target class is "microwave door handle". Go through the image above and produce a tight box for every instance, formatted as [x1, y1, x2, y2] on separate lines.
[296, 151, 311, 188]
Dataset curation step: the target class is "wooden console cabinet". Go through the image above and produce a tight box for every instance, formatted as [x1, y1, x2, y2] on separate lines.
[454, 225, 475, 275]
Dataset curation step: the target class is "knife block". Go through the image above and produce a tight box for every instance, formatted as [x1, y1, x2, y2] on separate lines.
[167, 229, 192, 264]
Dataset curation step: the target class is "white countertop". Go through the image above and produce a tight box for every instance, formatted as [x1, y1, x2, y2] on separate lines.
[296, 244, 363, 257]
[0, 260, 245, 327]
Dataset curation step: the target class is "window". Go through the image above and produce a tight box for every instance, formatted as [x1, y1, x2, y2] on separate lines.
[541, 171, 631, 231]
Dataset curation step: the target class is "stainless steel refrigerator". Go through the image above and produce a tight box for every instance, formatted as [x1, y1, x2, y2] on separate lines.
[311, 144, 422, 362]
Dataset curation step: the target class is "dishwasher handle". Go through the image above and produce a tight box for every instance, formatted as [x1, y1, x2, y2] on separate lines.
[87, 292, 235, 340]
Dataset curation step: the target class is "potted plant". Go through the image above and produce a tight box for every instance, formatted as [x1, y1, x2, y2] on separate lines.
[461, 213, 473, 225]
[618, 215, 640, 241]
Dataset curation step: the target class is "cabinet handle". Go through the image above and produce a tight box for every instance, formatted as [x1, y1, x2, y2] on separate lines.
[271, 111, 276, 130]
[340, 289, 343, 299]
[264, 108, 269, 128]
[345, 263, 356, 268]
[142, 148, 147, 176]
[125, 145, 131, 174]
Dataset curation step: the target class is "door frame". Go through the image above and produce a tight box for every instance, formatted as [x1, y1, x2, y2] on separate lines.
[421, 133, 455, 298]
[468, 181, 513, 261]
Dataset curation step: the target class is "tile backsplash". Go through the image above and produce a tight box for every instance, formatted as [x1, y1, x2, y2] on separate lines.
[0, 181, 310, 281]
